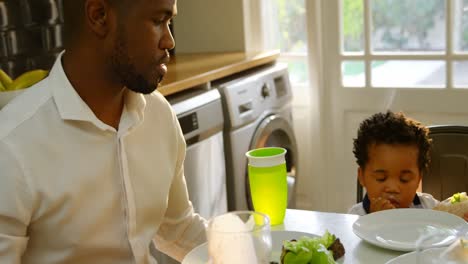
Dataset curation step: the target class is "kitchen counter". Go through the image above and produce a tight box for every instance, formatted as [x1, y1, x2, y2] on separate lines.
[159, 50, 280, 96]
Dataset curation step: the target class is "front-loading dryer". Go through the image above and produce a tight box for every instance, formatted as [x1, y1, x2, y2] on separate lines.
[215, 63, 298, 211]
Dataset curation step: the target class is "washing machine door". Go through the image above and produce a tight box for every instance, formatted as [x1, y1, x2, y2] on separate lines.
[247, 114, 298, 209]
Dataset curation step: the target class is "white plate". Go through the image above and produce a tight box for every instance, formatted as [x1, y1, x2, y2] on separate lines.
[385, 247, 447, 264]
[352, 208, 465, 252]
[182, 230, 319, 264]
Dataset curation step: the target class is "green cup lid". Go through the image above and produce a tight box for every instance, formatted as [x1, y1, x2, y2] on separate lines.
[245, 147, 287, 167]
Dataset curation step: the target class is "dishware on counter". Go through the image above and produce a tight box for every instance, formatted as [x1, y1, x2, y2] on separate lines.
[0, 89, 23, 109]
[183, 230, 319, 264]
[22, 0, 63, 26]
[246, 147, 288, 225]
[0, 0, 64, 79]
[352, 208, 466, 252]
[0, 1, 22, 30]
[205, 211, 272, 264]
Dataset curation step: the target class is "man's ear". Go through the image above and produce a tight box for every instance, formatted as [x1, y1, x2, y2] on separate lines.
[358, 167, 365, 187]
[84, 0, 112, 38]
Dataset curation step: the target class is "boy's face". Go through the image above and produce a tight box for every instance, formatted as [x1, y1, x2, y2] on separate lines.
[358, 143, 422, 210]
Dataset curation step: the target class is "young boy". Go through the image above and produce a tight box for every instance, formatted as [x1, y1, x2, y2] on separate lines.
[348, 111, 468, 221]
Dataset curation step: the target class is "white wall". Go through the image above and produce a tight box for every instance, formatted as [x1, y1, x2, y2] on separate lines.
[174, 0, 246, 53]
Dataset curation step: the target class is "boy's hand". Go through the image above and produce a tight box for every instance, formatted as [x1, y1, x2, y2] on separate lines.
[464, 212, 468, 222]
[370, 197, 396, 213]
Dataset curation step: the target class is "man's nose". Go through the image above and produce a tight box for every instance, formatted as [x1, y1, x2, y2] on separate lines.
[160, 25, 175, 51]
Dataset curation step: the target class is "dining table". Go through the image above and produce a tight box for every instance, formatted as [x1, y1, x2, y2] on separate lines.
[274, 209, 404, 264]
[183, 208, 458, 264]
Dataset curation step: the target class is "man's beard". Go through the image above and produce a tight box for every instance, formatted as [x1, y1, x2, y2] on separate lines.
[110, 30, 161, 94]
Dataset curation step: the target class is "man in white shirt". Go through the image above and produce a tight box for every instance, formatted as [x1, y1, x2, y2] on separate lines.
[0, 0, 207, 263]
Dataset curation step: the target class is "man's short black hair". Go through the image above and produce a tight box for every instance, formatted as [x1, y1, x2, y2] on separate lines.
[63, 0, 133, 45]
[353, 111, 432, 174]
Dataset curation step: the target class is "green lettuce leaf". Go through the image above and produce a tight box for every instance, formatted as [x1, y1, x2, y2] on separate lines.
[282, 231, 337, 264]
[450, 192, 468, 204]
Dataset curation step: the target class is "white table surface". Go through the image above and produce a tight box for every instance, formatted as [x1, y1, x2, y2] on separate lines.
[276, 209, 403, 264]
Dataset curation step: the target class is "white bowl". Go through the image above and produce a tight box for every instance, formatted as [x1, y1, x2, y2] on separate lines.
[0, 90, 24, 109]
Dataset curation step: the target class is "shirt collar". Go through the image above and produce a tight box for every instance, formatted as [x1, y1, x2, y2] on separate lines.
[362, 193, 421, 214]
[50, 51, 147, 131]
[118, 90, 147, 133]
[125, 89, 146, 123]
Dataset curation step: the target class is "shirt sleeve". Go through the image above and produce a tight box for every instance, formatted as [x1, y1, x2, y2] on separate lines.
[418, 192, 440, 209]
[0, 140, 33, 263]
[347, 202, 366, 216]
[154, 113, 207, 262]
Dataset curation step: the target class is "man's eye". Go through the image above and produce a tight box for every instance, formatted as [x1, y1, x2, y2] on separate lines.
[153, 18, 165, 25]
[400, 178, 410, 183]
[153, 19, 172, 28]
[376, 177, 386, 182]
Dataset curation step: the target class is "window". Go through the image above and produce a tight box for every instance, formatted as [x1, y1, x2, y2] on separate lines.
[265, 0, 309, 85]
[341, 0, 468, 89]
[260, 0, 468, 212]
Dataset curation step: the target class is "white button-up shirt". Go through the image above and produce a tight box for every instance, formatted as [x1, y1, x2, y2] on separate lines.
[0, 53, 207, 264]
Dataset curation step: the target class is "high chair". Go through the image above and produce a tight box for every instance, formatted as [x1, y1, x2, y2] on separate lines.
[423, 125, 468, 201]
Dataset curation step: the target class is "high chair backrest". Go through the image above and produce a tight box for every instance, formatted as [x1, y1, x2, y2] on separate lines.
[423, 125, 468, 201]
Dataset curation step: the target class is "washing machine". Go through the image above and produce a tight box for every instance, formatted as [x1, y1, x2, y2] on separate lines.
[215, 63, 298, 211]
[153, 88, 227, 264]
[167, 88, 228, 219]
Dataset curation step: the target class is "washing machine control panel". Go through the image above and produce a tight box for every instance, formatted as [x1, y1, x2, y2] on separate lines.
[261, 84, 270, 98]
[178, 112, 199, 135]
[274, 75, 288, 98]
[218, 63, 293, 128]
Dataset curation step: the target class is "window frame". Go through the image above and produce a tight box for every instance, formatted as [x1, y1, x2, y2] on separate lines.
[340, 0, 468, 89]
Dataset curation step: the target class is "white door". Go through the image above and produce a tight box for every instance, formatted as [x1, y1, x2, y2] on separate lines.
[321, 0, 468, 212]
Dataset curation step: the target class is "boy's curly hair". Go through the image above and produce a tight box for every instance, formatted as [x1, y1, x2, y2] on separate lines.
[353, 111, 432, 175]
